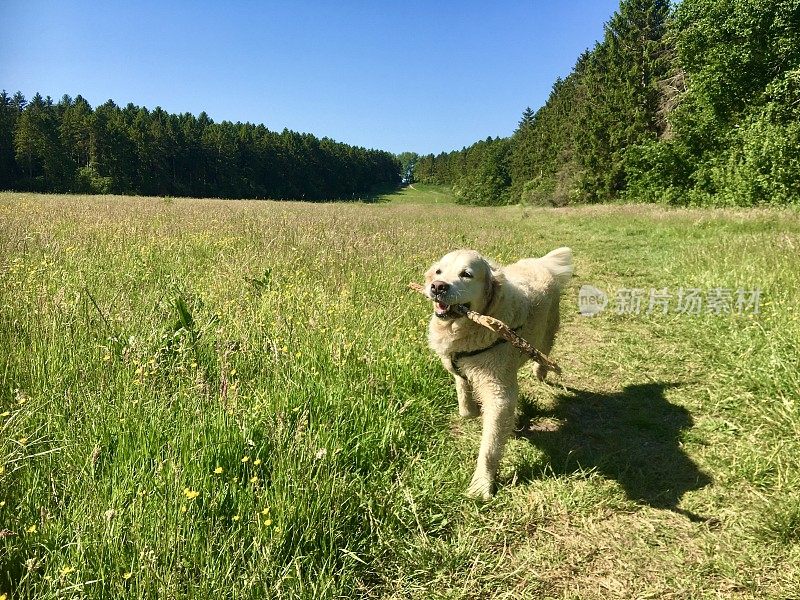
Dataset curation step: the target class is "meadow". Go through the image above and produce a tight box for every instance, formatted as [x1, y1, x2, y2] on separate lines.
[1, 191, 799, 599]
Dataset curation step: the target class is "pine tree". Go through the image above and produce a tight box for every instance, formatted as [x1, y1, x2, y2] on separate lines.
[574, 0, 671, 200]
[3, 89, 399, 199]
[14, 93, 68, 189]
[0, 91, 21, 189]
[517, 106, 535, 130]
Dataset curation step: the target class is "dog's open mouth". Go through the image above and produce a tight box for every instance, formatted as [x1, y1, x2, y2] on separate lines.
[433, 300, 469, 319]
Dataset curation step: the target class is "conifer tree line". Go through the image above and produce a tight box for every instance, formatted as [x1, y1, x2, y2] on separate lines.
[414, 0, 800, 207]
[0, 92, 400, 200]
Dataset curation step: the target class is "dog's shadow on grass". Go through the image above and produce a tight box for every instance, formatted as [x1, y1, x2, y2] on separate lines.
[514, 382, 712, 521]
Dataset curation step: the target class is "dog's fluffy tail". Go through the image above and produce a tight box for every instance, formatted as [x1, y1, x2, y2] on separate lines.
[538, 247, 573, 289]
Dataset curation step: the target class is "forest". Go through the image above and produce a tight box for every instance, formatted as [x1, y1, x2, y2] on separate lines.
[413, 0, 800, 207]
[0, 93, 400, 200]
[3, 0, 797, 206]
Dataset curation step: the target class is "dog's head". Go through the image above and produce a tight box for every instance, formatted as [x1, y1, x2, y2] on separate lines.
[424, 250, 498, 319]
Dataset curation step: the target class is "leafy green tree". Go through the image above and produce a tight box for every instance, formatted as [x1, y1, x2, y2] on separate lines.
[396, 151, 419, 183]
[453, 137, 512, 205]
[626, 0, 800, 205]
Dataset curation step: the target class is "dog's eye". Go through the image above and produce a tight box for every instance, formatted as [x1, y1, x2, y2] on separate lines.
[460, 270, 473, 278]
[435, 269, 442, 275]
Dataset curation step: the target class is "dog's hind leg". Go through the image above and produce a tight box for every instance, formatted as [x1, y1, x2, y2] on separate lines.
[535, 297, 561, 381]
[456, 376, 479, 418]
[466, 377, 518, 501]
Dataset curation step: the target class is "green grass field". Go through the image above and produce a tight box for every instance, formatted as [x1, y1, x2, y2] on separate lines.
[377, 183, 455, 205]
[1, 192, 799, 599]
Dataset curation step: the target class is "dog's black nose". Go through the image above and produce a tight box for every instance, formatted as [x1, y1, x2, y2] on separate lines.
[431, 280, 450, 296]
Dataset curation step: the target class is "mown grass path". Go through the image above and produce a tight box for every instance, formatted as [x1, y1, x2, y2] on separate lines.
[1, 193, 798, 598]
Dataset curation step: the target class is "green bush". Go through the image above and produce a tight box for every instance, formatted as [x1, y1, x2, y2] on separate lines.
[712, 117, 800, 207]
[76, 164, 114, 194]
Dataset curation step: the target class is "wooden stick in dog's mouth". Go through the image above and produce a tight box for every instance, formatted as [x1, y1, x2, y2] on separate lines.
[408, 281, 562, 375]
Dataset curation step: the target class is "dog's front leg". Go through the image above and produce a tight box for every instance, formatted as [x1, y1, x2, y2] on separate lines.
[455, 375, 479, 418]
[466, 376, 518, 501]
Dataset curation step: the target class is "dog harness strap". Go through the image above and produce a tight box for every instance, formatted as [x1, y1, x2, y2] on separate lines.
[450, 324, 522, 379]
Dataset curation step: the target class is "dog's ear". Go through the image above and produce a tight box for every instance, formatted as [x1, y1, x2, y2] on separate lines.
[483, 259, 504, 311]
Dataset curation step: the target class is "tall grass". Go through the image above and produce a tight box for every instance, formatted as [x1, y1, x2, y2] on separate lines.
[1, 194, 799, 598]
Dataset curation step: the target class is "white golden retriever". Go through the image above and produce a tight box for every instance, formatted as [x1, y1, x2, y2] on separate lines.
[424, 247, 573, 500]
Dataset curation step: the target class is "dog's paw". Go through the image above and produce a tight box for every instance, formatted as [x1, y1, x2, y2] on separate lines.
[465, 473, 494, 501]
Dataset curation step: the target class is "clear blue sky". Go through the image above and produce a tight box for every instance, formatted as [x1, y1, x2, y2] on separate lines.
[1, 1, 619, 155]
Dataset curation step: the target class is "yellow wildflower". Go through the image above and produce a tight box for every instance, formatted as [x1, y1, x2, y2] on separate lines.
[253, 458, 262, 466]
[229, 368, 237, 376]
[59, 566, 74, 576]
[231, 515, 241, 521]
[241, 456, 249, 463]
[263, 519, 273, 526]
[182, 488, 200, 500]
[249, 476, 259, 483]
[213, 466, 224, 474]
[261, 507, 270, 515]
[1, 411, 10, 418]
[18, 437, 28, 446]
[26, 524, 36, 533]
[123, 571, 133, 580]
